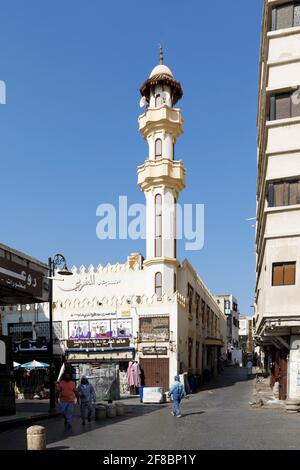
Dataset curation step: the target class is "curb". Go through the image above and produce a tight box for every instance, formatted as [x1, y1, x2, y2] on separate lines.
[0, 412, 60, 432]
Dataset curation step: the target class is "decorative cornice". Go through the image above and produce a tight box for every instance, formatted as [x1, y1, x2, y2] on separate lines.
[143, 257, 180, 268]
[137, 158, 186, 193]
[138, 106, 183, 140]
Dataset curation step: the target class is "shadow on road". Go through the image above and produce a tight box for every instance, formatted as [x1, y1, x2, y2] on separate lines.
[197, 367, 254, 393]
[182, 411, 205, 417]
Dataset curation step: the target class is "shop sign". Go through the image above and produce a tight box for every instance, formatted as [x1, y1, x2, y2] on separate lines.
[0, 258, 43, 297]
[120, 311, 131, 317]
[68, 318, 132, 339]
[66, 337, 130, 349]
[142, 346, 168, 356]
[139, 316, 169, 341]
[13, 338, 48, 353]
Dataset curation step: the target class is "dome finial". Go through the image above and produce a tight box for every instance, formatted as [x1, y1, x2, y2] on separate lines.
[159, 42, 163, 64]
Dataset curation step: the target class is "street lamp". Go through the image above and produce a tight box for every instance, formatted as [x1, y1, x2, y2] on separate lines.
[48, 253, 72, 412]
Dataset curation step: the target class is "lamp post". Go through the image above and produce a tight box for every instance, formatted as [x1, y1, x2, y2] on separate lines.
[48, 254, 72, 412]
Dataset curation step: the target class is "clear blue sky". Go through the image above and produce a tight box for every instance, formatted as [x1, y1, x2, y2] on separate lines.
[0, 0, 262, 314]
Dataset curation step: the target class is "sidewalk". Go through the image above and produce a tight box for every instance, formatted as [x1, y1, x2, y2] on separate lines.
[251, 369, 285, 409]
[0, 400, 60, 431]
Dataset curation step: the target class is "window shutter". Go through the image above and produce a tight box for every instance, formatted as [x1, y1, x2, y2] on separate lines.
[276, 4, 294, 30]
[298, 182, 300, 204]
[274, 182, 285, 206]
[292, 90, 300, 117]
[289, 181, 298, 205]
[268, 183, 275, 207]
[294, 4, 300, 26]
[284, 263, 296, 285]
[271, 7, 277, 31]
[270, 96, 276, 121]
[272, 264, 284, 286]
[276, 94, 291, 120]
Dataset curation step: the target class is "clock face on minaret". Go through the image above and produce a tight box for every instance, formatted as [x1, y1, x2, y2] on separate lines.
[137, 47, 186, 298]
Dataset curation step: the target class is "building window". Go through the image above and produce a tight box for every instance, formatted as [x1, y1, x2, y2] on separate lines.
[196, 341, 200, 369]
[271, 2, 300, 31]
[155, 94, 162, 107]
[187, 283, 194, 314]
[268, 180, 300, 207]
[269, 93, 300, 121]
[188, 337, 193, 369]
[155, 272, 162, 299]
[201, 300, 206, 328]
[155, 194, 162, 257]
[272, 262, 296, 286]
[196, 294, 200, 321]
[155, 138, 162, 160]
[174, 273, 177, 293]
[233, 302, 238, 312]
[174, 197, 177, 259]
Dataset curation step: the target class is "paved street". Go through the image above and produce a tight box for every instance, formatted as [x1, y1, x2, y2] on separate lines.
[1, 367, 300, 450]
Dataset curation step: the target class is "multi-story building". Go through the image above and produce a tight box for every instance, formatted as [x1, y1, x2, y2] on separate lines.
[1, 51, 227, 393]
[214, 294, 240, 362]
[255, 0, 300, 400]
[239, 315, 255, 366]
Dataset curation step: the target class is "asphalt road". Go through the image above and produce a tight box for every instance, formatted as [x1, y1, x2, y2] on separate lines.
[1, 367, 300, 450]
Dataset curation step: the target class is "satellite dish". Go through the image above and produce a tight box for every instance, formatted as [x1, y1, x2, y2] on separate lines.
[139, 96, 147, 108]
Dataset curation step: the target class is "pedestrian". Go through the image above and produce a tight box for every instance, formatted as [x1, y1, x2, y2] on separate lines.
[247, 359, 253, 377]
[56, 372, 77, 429]
[77, 376, 96, 425]
[273, 378, 280, 400]
[169, 375, 187, 418]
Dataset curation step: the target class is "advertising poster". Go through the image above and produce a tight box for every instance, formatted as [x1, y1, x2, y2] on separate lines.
[89, 320, 111, 338]
[111, 319, 132, 338]
[68, 321, 89, 339]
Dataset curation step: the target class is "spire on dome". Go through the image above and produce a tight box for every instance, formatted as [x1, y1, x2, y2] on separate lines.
[159, 43, 163, 65]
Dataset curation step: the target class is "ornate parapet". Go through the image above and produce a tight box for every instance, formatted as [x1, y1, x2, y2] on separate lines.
[137, 158, 186, 193]
[138, 106, 183, 139]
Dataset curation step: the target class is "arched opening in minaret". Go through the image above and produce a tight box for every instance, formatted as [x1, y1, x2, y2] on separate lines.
[155, 138, 162, 160]
[155, 272, 162, 299]
[155, 94, 162, 107]
[155, 193, 162, 257]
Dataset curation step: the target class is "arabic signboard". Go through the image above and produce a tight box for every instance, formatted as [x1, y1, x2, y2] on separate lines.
[68, 319, 132, 339]
[66, 337, 130, 349]
[58, 274, 121, 292]
[0, 258, 43, 298]
[139, 316, 169, 342]
[142, 346, 168, 356]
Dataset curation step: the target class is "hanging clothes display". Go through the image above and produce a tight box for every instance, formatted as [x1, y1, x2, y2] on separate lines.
[127, 361, 135, 387]
[132, 361, 141, 387]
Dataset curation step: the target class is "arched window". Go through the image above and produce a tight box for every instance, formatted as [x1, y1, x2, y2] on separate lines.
[155, 194, 162, 257]
[155, 94, 162, 107]
[155, 138, 162, 160]
[155, 272, 162, 299]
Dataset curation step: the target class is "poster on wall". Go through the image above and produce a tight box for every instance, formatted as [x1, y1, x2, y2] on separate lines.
[139, 316, 169, 341]
[111, 319, 132, 338]
[89, 320, 111, 338]
[68, 321, 89, 339]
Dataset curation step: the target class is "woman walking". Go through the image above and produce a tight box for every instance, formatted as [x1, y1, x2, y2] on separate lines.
[56, 372, 77, 429]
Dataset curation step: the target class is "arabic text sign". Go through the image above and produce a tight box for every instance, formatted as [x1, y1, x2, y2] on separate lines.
[59, 274, 121, 292]
[0, 258, 43, 297]
[142, 346, 168, 356]
[66, 337, 130, 349]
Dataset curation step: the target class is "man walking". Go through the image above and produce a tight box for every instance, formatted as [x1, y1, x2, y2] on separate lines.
[169, 375, 187, 418]
[77, 376, 96, 425]
[56, 372, 77, 429]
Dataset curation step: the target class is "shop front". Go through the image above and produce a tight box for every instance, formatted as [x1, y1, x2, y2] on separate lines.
[0, 244, 48, 415]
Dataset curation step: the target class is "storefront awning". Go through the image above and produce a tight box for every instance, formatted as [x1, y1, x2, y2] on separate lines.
[205, 338, 224, 347]
[65, 346, 135, 361]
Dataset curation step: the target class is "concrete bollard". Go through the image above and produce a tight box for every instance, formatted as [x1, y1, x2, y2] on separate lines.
[27, 425, 46, 450]
[116, 402, 125, 416]
[106, 403, 117, 418]
[95, 405, 107, 420]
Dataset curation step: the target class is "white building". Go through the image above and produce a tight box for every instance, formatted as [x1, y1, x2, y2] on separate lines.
[214, 294, 240, 363]
[1, 50, 227, 392]
[255, 0, 300, 400]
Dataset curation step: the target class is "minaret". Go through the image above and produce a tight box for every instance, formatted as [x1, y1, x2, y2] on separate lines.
[137, 47, 186, 297]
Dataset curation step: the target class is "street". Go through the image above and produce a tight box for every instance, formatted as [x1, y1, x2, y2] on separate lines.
[1, 367, 300, 450]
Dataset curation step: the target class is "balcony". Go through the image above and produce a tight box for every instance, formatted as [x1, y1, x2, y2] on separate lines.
[137, 158, 186, 193]
[138, 106, 183, 139]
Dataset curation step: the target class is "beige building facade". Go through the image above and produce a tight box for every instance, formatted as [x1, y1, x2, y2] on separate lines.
[255, 0, 300, 400]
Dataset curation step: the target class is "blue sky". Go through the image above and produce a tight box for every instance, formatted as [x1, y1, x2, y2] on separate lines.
[0, 0, 262, 314]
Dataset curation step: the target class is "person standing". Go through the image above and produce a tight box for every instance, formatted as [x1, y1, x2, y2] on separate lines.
[77, 376, 96, 425]
[56, 372, 77, 429]
[169, 375, 187, 418]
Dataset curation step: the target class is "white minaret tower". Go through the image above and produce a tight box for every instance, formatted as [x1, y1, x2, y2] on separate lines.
[137, 46, 186, 297]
